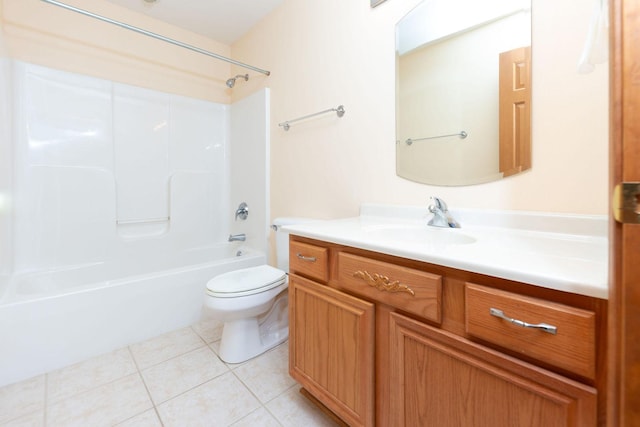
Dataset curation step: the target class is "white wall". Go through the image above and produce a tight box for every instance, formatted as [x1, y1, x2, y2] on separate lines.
[0, 32, 12, 295]
[9, 61, 232, 275]
[1, 0, 232, 103]
[232, 0, 609, 218]
[0, 0, 273, 272]
[230, 89, 271, 255]
[0, 0, 609, 261]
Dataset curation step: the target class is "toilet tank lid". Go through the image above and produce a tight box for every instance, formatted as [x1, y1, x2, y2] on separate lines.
[206, 265, 286, 295]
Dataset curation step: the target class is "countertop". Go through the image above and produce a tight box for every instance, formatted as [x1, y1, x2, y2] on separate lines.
[283, 204, 609, 299]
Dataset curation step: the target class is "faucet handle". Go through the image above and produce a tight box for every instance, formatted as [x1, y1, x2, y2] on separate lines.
[235, 202, 249, 221]
[429, 196, 447, 213]
[427, 197, 460, 228]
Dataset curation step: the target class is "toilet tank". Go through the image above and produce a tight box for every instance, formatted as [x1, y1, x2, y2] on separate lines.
[272, 217, 318, 272]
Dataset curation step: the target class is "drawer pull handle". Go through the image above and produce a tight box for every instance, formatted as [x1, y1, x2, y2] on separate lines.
[489, 308, 557, 335]
[296, 253, 317, 262]
[353, 270, 415, 296]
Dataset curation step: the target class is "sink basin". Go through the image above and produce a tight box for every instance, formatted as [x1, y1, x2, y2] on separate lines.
[363, 223, 477, 246]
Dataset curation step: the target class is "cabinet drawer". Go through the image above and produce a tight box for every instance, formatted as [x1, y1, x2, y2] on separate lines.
[465, 283, 596, 379]
[338, 252, 442, 324]
[289, 241, 329, 283]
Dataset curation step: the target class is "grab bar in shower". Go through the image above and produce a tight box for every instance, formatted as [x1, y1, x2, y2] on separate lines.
[278, 105, 345, 131]
[116, 217, 169, 225]
[405, 131, 468, 145]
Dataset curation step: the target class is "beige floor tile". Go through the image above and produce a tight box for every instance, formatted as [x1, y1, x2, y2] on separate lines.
[47, 373, 153, 427]
[230, 407, 281, 427]
[156, 371, 261, 427]
[47, 347, 137, 402]
[266, 386, 340, 427]
[129, 327, 205, 369]
[191, 317, 224, 343]
[0, 375, 45, 425]
[141, 346, 228, 404]
[208, 341, 252, 369]
[233, 342, 295, 403]
[209, 341, 266, 370]
[114, 409, 162, 427]
[0, 411, 44, 427]
[4, 321, 328, 427]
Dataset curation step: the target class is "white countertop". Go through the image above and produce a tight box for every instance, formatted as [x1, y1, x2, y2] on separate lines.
[283, 204, 609, 300]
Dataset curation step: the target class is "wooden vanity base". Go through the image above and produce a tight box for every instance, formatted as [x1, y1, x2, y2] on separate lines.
[299, 388, 350, 427]
[288, 235, 607, 427]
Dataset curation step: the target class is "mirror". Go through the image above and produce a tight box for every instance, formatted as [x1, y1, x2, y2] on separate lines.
[396, 0, 532, 186]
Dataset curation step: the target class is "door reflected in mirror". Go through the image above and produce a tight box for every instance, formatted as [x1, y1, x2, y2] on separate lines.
[396, 0, 532, 186]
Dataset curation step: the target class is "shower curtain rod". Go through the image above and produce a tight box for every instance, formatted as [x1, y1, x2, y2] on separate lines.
[40, 0, 271, 76]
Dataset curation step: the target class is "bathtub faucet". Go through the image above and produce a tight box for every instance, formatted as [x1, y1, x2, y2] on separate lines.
[235, 202, 249, 221]
[228, 233, 246, 242]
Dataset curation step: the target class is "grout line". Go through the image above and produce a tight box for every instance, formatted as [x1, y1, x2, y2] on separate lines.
[234, 405, 285, 427]
[261, 384, 297, 427]
[129, 327, 209, 371]
[43, 374, 48, 427]
[5, 326, 306, 427]
[227, 343, 295, 426]
[44, 356, 136, 406]
[153, 406, 166, 427]
[190, 325, 209, 346]
[133, 365, 155, 404]
[230, 369, 263, 403]
[127, 345, 142, 372]
[134, 341, 212, 372]
[147, 345, 240, 407]
[126, 346, 165, 427]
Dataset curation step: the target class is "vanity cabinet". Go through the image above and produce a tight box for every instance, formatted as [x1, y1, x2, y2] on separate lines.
[288, 236, 606, 427]
[288, 244, 375, 427]
[389, 312, 596, 426]
[464, 283, 597, 379]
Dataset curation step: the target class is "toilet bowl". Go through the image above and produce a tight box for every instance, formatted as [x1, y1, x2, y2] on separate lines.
[202, 217, 310, 364]
[204, 265, 288, 363]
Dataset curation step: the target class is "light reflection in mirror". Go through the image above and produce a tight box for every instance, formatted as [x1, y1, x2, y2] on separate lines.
[396, 0, 531, 186]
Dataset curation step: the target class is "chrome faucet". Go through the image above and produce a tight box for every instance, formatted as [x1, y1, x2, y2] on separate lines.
[228, 233, 246, 242]
[428, 197, 460, 228]
[235, 202, 249, 221]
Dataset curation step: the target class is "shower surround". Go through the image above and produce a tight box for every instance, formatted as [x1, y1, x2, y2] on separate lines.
[0, 61, 271, 386]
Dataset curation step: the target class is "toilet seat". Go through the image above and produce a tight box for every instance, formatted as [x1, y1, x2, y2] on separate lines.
[206, 265, 286, 298]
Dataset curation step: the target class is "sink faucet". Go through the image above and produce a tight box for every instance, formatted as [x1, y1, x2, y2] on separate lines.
[428, 197, 460, 228]
[228, 233, 246, 242]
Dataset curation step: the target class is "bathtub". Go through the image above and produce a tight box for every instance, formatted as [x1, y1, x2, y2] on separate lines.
[0, 245, 265, 387]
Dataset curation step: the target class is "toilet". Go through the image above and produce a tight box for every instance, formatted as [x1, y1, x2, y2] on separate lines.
[203, 217, 307, 363]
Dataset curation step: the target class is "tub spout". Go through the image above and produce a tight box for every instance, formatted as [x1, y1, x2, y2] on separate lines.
[228, 233, 246, 242]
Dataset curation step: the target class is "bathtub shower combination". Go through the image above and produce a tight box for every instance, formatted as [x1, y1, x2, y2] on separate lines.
[0, 61, 271, 386]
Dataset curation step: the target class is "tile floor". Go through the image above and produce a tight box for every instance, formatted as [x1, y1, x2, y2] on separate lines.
[0, 318, 339, 427]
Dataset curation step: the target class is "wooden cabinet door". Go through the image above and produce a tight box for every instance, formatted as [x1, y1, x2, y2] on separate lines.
[289, 274, 375, 427]
[389, 312, 597, 427]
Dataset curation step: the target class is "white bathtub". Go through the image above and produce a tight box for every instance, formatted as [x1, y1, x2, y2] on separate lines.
[0, 245, 265, 387]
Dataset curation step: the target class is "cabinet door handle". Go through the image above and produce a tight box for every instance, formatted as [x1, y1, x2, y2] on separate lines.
[296, 253, 317, 262]
[353, 270, 415, 296]
[489, 308, 557, 335]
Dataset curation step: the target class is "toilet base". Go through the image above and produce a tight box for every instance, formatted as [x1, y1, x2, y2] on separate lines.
[218, 292, 289, 364]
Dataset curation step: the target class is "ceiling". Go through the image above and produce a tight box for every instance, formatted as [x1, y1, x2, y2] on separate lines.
[105, 0, 284, 45]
